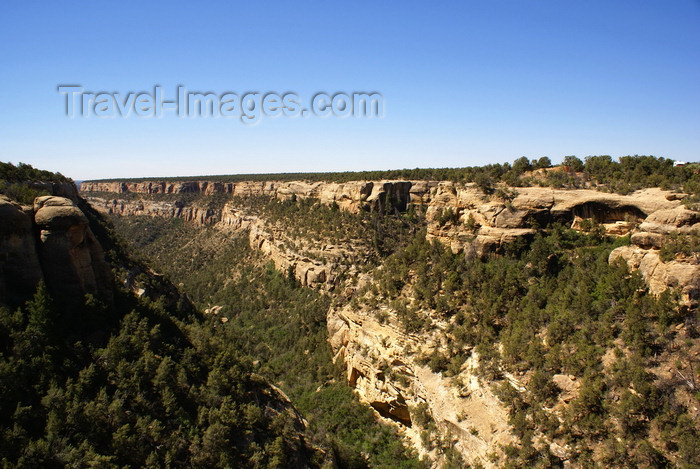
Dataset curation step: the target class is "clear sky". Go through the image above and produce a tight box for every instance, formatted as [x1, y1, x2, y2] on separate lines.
[0, 0, 698, 180]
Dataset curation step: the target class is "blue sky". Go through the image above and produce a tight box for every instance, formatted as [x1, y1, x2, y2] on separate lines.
[0, 0, 698, 180]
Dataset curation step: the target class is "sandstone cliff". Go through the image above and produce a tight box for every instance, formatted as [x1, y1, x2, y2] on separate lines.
[83, 179, 696, 298]
[327, 300, 515, 467]
[0, 195, 44, 306]
[0, 193, 113, 309]
[423, 186, 679, 256]
[85, 196, 221, 224]
[219, 205, 371, 289]
[610, 206, 700, 305]
[82, 179, 417, 211]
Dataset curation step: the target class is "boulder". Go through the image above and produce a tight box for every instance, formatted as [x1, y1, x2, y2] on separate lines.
[34, 195, 88, 230]
[610, 246, 699, 305]
[630, 231, 665, 249]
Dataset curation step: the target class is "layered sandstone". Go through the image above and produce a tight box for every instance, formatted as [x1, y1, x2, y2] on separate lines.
[34, 196, 113, 306]
[219, 207, 367, 289]
[82, 179, 421, 214]
[84, 196, 220, 224]
[424, 186, 680, 256]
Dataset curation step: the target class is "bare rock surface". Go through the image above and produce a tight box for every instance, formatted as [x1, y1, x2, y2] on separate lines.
[327, 303, 514, 467]
[2, 193, 115, 309]
[609, 202, 699, 305]
[610, 246, 699, 305]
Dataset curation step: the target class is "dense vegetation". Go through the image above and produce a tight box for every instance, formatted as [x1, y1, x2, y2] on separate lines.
[229, 195, 420, 260]
[111, 215, 423, 468]
[0, 162, 69, 183]
[367, 225, 699, 467]
[0, 193, 323, 468]
[0, 162, 72, 204]
[85, 155, 700, 197]
[105, 182, 699, 468]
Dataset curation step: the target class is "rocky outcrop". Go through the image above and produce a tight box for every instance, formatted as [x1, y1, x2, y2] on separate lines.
[328, 302, 514, 467]
[82, 180, 421, 214]
[33, 196, 113, 307]
[220, 207, 365, 289]
[638, 206, 700, 234]
[610, 206, 700, 305]
[0, 194, 113, 309]
[85, 178, 697, 301]
[85, 196, 220, 225]
[85, 180, 682, 251]
[425, 186, 680, 256]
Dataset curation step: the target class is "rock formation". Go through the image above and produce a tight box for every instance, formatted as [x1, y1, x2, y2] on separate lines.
[85, 196, 220, 224]
[0, 193, 113, 309]
[424, 186, 679, 256]
[0, 195, 44, 307]
[82, 179, 418, 215]
[328, 301, 514, 467]
[33, 196, 113, 307]
[83, 179, 696, 298]
[610, 206, 700, 306]
[220, 207, 367, 289]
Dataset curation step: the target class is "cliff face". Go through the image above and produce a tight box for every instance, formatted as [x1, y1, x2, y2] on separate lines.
[0, 195, 44, 306]
[85, 196, 221, 224]
[327, 300, 515, 467]
[610, 206, 700, 305]
[0, 193, 113, 309]
[423, 185, 679, 256]
[83, 179, 695, 295]
[82, 179, 420, 214]
[82, 179, 680, 231]
[219, 207, 369, 289]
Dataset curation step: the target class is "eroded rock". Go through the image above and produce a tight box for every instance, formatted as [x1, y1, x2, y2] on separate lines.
[34, 196, 113, 306]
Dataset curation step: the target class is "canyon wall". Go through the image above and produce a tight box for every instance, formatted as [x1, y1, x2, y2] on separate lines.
[327, 299, 516, 467]
[82, 180, 697, 299]
[81, 179, 700, 465]
[82, 179, 423, 214]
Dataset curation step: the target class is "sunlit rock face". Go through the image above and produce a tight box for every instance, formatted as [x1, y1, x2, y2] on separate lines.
[610, 205, 700, 306]
[84, 179, 698, 300]
[327, 302, 515, 467]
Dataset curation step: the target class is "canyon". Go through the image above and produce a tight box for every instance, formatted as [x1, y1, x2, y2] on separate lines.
[83, 179, 699, 304]
[81, 177, 700, 467]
